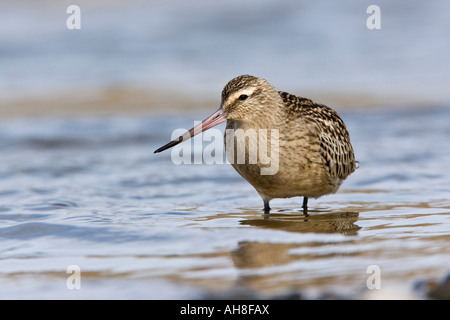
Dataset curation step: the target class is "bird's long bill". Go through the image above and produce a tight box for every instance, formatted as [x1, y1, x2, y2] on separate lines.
[154, 108, 227, 153]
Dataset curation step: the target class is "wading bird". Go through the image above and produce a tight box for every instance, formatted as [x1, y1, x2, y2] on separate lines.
[155, 75, 356, 214]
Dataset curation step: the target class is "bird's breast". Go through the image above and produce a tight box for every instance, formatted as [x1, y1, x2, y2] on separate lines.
[223, 121, 337, 199]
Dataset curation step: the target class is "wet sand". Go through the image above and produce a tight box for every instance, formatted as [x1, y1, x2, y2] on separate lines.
[0, 88, 215, 118]
[0, 87, 439, 118]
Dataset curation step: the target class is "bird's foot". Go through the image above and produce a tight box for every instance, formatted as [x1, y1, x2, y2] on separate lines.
[302, 197, 309, 217]
[263, 201, 271, 214]
[302, 206, 309, 217]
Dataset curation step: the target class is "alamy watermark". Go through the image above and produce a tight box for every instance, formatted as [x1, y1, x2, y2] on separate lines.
[66, 5, 81, 30]
[169, 124, 280, 175]
[366, 265, 381, 290]
[66, 265, 81, 289]
[65, 5, 380, 31]
[366, 5, 381, 30]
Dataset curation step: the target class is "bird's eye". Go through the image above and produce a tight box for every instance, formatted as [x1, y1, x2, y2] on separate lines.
[239, 94, 248, 101]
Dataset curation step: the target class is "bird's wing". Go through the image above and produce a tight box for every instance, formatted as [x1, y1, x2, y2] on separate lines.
[316, 115, 356, 179]
[278, 91, 356, 179]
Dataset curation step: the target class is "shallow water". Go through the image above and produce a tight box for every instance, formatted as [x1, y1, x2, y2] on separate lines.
[0, 105, 449, 299]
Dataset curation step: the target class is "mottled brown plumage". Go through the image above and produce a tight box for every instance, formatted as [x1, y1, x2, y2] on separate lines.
[155, 74, 357, 214]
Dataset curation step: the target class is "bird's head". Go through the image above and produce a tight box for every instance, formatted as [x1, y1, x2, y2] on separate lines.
[220, 74, 280, 122]
[154, 74, 280, 153]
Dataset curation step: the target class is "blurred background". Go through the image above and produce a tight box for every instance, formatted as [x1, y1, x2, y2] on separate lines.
[1, 0, 449, 116]
[1, 0, 449, 299]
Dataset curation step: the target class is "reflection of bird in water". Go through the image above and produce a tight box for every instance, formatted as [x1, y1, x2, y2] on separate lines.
[240, 211, 361, 235]
[155, 75, 357, 214]
[233, 211, 360, 269]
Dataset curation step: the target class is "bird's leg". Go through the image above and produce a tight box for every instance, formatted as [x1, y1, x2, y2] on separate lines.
[302, 197, 309, 216]
[263, 200, 271, 214]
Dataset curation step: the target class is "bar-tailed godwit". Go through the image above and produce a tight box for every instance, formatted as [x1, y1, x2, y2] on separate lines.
[155, 75, 357, 214]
